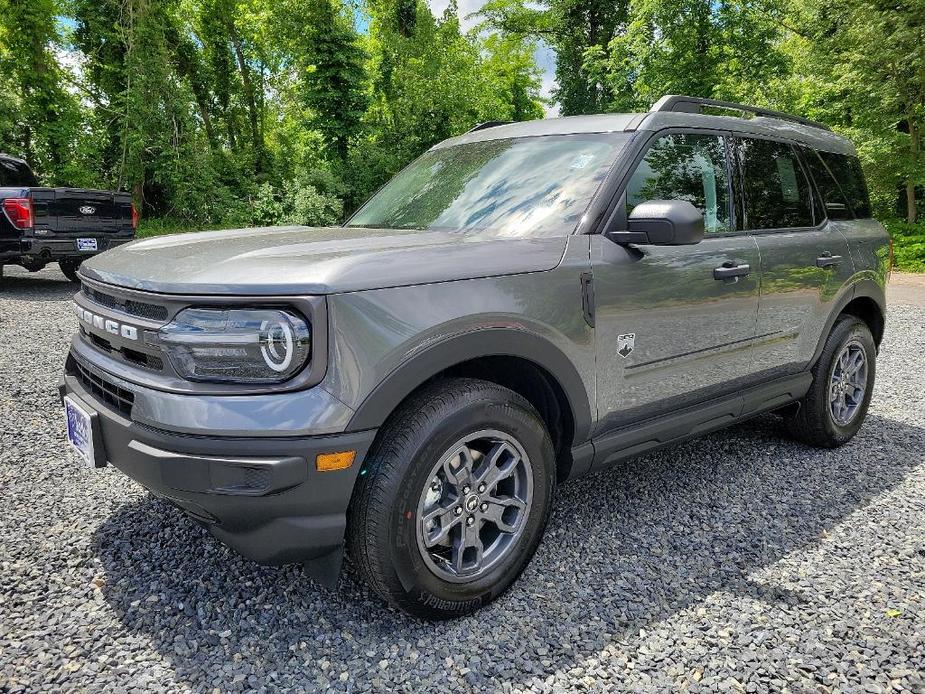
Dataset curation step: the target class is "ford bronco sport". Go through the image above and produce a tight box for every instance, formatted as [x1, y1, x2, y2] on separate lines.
[60, 96, 889, 618]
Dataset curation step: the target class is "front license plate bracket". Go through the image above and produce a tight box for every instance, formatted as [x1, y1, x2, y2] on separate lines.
[64, 394, 107, 469]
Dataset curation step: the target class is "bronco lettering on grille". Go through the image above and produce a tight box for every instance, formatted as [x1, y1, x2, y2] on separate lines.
[74, 303, 139, 340]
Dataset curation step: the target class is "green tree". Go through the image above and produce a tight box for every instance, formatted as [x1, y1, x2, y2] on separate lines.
[296, 0, 369, 162]
[0, 0, 83, 183]
[776, 0, 925, 222]
[481, 34, 546, 121]
[477, 0, 629, 115]
[581, 0, 788, 112]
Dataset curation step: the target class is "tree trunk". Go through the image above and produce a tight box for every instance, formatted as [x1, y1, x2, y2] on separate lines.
[907, 121, 920, 224]
[228, 25, 263, 172]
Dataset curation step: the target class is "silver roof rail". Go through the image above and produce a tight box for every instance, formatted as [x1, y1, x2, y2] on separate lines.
[467, 121, 513, 133]
[650, 95, 831, 132]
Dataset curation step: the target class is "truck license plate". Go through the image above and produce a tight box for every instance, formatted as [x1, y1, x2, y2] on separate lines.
[77, 238, 98, 252]
[64, 396, 102, 468]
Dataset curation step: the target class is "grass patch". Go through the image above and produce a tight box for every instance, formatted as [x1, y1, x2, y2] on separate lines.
[883, 220, 925, 273]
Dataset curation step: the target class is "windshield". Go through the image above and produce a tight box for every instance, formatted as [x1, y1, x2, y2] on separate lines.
[346, 133, 630, 237]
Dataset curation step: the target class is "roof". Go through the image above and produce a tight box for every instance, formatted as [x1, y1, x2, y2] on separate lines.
[435, 111, 855, 156]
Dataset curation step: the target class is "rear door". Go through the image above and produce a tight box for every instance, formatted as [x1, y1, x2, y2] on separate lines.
[734, 137, 854, 376]
[592, 130, 761, 430]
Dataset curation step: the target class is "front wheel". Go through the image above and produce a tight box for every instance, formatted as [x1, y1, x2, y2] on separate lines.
[786, 315, 876, 448]
[347, 378, 555, 619]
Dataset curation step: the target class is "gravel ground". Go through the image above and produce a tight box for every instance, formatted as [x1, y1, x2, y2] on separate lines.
[1, 264, 923, 693]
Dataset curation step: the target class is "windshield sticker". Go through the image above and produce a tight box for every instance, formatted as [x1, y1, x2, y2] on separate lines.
[570, 153, 595, 169]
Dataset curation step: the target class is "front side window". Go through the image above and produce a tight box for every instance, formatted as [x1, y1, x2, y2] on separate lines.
[819, 152, 872, 218]
[346, 133, 629, 238]
[625, 133, 730, 233]
[739, 138, 814, 230]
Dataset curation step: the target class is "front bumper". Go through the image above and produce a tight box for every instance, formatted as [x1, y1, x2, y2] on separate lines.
[60, 366, 377, 576]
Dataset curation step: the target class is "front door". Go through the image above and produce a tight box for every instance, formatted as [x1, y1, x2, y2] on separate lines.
[592, 131, 761, 433]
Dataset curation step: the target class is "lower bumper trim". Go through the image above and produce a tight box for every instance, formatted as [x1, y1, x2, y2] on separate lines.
[61, 372, 377, 574]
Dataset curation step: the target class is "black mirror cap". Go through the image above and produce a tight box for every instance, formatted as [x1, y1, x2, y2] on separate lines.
[607, 200, 705, 246]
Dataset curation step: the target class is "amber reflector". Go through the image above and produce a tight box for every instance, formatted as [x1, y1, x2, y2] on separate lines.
[316, 451, 355, 472]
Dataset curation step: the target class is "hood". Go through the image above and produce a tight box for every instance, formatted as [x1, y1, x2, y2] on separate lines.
[80, 225, 568, 295]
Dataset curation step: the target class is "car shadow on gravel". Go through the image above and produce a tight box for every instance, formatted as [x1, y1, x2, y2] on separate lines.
[91, 412, 924, 689]
[0, 270, 76, 300]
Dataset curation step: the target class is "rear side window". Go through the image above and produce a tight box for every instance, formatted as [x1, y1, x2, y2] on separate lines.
[625, 133, 730, 233]
[818, 152, 872, 218]
[738, 138, 814, 230]
[802, 149, 852, 220]
[0, 158, 38, 187]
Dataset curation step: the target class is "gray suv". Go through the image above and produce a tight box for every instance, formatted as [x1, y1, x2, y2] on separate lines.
[60, 96, 890, 618]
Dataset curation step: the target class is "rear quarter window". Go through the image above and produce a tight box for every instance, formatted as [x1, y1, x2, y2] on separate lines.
[818, 152, 872, 218]
[802, 149, 852, 220]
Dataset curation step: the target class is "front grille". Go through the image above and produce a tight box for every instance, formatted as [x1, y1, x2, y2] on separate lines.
[73, 360, 135, 417]
[78, 326, 164, 371]
[83, 285, 169, 321]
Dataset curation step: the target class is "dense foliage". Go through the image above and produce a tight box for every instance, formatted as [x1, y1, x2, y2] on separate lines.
[0, 0, 544, 229]
[0, 0, 923, 269]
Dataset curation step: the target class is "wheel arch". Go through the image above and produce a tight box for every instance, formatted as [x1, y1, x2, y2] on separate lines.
[812, 280, 886, 367]
[347, 329, 593, 481]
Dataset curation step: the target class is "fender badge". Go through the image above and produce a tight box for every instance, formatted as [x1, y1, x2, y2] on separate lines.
[617, 333, 635, 358]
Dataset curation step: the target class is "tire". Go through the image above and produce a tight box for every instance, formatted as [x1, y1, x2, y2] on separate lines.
[59, 258, 82, 283]
[786, 315, 876, 448]
[347, 378, 555, 619]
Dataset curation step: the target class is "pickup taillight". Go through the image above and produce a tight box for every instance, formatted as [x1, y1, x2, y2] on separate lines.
[2, 197, 33, 230]
[131, 202, 139, 230]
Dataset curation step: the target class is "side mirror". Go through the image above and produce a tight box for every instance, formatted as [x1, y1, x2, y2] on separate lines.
[606, 200, 705, 246]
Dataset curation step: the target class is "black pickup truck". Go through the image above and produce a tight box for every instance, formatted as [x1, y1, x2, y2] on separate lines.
[0, 153, 136, 283]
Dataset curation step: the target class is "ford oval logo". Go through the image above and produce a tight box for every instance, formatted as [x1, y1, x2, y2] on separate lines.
[78, 206, 96, 215]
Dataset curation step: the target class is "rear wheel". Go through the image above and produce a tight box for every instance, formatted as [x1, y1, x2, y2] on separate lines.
[786, 315, 876, 448]
[59, 258, 82, 283]
[347, 378, 555, 619]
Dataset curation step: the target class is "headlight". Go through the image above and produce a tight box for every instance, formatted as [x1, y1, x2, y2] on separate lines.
[154, 308, 311, 384]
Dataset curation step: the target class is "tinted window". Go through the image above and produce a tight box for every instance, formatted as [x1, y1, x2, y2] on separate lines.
[802, 149, 852, 220]
[819, 152, 871, 218]
[626, 133, 730, 233]
[739, 138, 814, 229]
[0, 157, 37, 187]
[347, 133, 629, 237]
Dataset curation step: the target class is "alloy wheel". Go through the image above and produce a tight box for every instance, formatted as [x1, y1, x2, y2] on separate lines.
[415, 429, 533, 583]
[828, 339, 868, 426]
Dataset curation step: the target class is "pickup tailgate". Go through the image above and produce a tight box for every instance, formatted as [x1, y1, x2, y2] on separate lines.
[31, 188, 134, 234]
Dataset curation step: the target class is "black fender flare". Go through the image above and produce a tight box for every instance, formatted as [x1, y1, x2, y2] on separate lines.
[347, 328, 593, 444]
[810, 278, 886, 367]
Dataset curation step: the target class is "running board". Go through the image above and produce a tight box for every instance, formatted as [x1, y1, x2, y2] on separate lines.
[589, 372, 812, 472]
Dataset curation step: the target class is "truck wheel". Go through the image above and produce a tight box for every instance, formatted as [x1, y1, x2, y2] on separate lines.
[347, 378, 555, 619]
[786, 315, 876, 448]
[59, 258, 82, 283]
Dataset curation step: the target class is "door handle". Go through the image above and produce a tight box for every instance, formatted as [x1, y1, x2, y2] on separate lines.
[713, 263, 751, 280]
[816, 254, 843, 268]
